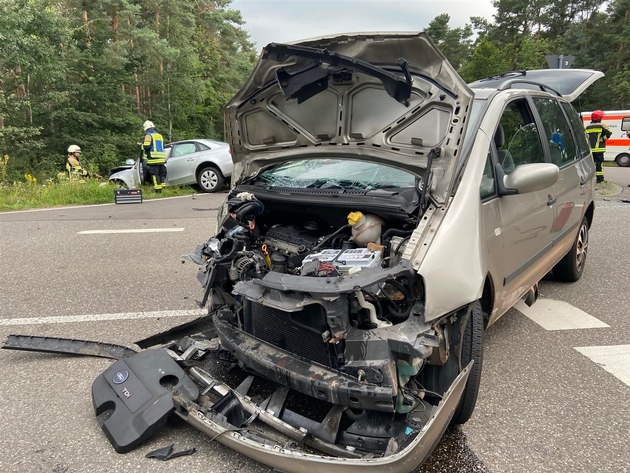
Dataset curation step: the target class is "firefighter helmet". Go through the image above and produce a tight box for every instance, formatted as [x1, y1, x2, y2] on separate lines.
[591, 110, 604, 121]
[67, 144, 81, 153]
[143, 120, 155, 131]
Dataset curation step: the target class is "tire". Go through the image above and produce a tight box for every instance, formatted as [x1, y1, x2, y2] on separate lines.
[553, 217, 589, 282]
[197, 165, 225, 193]
[450, 301, 484, 426]
[615, 153, 630, 167]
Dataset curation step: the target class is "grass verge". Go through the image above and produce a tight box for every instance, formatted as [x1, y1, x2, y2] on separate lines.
[0, 179, 198, 212]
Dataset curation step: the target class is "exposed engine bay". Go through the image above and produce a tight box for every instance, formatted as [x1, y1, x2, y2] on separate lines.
[195, 190, 420, 331]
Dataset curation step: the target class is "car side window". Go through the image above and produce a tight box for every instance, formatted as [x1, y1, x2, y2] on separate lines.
[561, 102, 592, 159]
[496, 99, 545, 174]
[532, 97, 578, 167]
[197, 143, 210, 151]
[172, 143, 197, 157]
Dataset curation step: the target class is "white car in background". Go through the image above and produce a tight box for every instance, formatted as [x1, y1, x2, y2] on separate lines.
[108, 138, 233, 192]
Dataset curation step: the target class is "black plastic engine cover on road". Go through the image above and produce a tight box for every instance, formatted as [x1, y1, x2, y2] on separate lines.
[91, 348, 199, 453]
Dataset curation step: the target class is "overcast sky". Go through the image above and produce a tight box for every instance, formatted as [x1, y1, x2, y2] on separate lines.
[230, 0, 497, 52]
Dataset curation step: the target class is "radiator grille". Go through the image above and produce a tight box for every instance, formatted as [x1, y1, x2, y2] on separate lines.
[244, 302, 333, 367]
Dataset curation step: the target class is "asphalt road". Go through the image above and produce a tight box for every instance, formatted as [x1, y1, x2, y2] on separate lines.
[1, 171, 629, 473]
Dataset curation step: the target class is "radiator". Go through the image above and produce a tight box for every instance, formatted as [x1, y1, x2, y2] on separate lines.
[243, 302, 334, 368]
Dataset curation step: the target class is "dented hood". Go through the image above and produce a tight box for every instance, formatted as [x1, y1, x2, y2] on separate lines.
[225, 32, 473, 184]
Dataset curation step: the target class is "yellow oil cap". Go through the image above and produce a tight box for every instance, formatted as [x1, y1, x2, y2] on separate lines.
[347, 211, 363, 226]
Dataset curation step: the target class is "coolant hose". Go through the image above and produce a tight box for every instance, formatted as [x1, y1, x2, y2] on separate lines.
[355, 291, 390, 328]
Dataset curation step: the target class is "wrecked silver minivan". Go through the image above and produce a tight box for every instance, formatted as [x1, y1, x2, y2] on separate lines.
[173, 32, 599, 470]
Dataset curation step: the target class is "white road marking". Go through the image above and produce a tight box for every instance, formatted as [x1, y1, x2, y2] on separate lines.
[514, 299, 610, 330]
[0, 309, 206, 326]
[574, 345, 630, 387]
[78, 228, 185, 234]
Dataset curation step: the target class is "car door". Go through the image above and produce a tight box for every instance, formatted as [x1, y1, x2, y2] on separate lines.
[481, 97, 556, 322]
[530, 96, 593, 255]
[165, 142, 201, 185]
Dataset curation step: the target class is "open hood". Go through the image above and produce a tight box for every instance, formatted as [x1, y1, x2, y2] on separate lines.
[225, 32, 473, 186]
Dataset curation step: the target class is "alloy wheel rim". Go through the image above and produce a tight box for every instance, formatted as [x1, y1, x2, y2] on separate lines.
[576, 223, 588, 271]
[201, 171, 218, 190]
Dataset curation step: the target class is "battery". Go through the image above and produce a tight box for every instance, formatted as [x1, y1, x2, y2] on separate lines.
[301, 248, 382, 272]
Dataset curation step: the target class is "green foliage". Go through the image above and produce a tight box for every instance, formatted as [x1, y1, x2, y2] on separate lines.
[434, 0, 630, 112]
[459, 38, 510, 82]
[0, 0, 256, 183]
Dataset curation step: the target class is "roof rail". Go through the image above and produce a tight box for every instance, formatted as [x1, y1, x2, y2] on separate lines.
[496, 79, 562, 97]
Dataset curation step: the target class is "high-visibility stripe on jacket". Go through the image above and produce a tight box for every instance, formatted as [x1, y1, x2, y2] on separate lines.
[585, 122, 612, 153]
[66, 159, 87, 177]
[143, 131, 166, 164]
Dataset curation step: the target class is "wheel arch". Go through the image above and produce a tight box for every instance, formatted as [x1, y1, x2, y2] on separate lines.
[584, 201, 595, 228]
[480, 274, 494, 329]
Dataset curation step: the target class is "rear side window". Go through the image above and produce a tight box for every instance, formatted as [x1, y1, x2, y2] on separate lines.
[532, 97, 578, 167]
[561, 102, 591, 159]
[172, 142, 196, 157]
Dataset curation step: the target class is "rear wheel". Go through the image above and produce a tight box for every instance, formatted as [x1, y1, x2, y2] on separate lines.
[450, 300, 484, 426]
[553, 217, 589, 282]
[197, 165, 225, 193]
[615, 153, 630, 167]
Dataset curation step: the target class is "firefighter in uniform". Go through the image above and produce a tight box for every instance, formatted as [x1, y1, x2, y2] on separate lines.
[585, 110, 612, 183]
[142, 120, 167, 193]
[66, 145, 89, 179]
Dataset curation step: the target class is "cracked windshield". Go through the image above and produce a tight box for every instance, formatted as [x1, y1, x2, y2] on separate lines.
[255, 159, 417, 190]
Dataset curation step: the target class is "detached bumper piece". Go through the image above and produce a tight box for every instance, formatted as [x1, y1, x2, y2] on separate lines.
[91, 349, 199, 453]
[2, 335, 137, 359]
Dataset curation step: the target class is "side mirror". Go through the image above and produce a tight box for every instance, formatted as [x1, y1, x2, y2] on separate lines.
[497, 163, 559, 196]
[125, 159, 135, 165]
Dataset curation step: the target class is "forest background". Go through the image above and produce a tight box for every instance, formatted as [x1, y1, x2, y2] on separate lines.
[1, 0, 629, 182]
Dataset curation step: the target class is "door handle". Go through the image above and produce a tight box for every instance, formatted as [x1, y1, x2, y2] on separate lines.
[547, 195, 557, 206]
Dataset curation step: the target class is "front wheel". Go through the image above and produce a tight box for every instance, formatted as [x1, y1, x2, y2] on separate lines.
[615, 153, 630, 167]
[450, 301, 484, 426]
[196, 165, 225, 193]
[553, 217, 589, 282]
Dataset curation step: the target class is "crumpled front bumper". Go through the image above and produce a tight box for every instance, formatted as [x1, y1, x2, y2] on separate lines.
[174, 362, 471, 473]
[87, 337, 470, 472]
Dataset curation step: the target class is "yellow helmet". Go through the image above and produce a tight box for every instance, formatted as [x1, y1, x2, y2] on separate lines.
[67, 145, 81, 153]
[143, 120, 155, 131]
